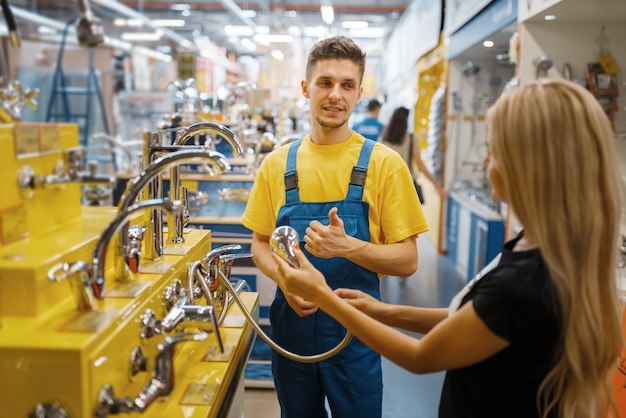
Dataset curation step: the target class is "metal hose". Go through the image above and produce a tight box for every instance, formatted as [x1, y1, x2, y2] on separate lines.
[218, 269, 352, 363]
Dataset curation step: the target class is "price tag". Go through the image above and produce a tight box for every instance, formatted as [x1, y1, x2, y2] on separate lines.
[39, 125, 61, 152]
[14, 125, 39, 156]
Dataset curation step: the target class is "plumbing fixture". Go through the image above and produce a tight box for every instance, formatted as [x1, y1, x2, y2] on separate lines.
[533, 56, 553, 79]
[31, 402, 69, 417]
[167, 122, 244, 244]
[95, 332, 207, 417]
[186, 244, 248, 327]
[1, 0, 19, 49]
[270, 225, 300, 268]
[48, 199, 182, 308]
[75, 0, 104, 47]
[191, 237, 353, 363]
[0, 80, 38, 122]
[460, 61, 480, 76]
[115, 149, 229, 279]
[141, 122, 242, 253]
[160, 295, 223, 352]
[129, 346, 147, 376]
[90, 132, 143, 175]
[18, 147, 115, 200]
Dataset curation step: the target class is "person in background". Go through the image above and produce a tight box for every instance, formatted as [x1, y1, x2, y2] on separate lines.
[380, 106, 446, 202]
[242, 35, 428, 418]
[353, 98, 385, 141]
[272, 78, 623, 418]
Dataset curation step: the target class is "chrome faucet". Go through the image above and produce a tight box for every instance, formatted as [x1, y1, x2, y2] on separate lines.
[115, 149, 229, 280]
[186, 245, 252, 326]
[95, 332, 208, 417]
[47, 199, 182, 309]
[167, 122, 244, 245]
[17, 147, 115, 200]
[160, 295, 223, 352]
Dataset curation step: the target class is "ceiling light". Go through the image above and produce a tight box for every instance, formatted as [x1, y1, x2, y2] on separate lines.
[321, 6, 334, 25]
[342, 21, 368, 29]
[133, 45, 173, 62]
[483, 40, 494, 48]
[544, 14, 556, 21]
[288, 26, 302, 36]
[151, 19, 186, 27]
[271, 50, 284, 61]
[304, 26, 328, 38]
[348, 27, 385, 38]
[113, 18, 143, 26]
[121, 30, 164, 41]
[241, 38, 256, 51]
[225, 25, 255, 36]
[253, 34, 293, 44]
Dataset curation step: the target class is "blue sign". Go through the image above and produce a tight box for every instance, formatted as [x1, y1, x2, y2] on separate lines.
[448, 0, 518, 59]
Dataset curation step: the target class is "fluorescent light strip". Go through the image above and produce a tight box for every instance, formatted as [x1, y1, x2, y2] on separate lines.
[321, 6, 334, 25]
[253, 34, 293, 44]
[342, 20, 368, 29]
[121, 30, 164, 41]
[241, 38, 256, 51]
[152, 19, 186, 27]
[271, 50, 284, 61]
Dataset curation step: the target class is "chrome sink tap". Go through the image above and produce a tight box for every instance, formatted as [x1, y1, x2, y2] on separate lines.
[115, 149, 229, 280]
[95, 332, 208, 417]
[167, 122, 244, 245]
[160, 295, 224, 353]
[47, 199, 182, 309]
[186, 245, 253, 326]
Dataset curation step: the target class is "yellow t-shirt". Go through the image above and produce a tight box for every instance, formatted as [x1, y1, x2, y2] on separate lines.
[242, 132, 428, 245]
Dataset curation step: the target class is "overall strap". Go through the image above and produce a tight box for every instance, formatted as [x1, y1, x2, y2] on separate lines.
[347, 139, 376, 200]
[284, 138, 302, 203]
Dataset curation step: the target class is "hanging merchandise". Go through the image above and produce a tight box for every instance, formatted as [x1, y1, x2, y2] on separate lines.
[586, 26, 620, 130]
[427, 83, 447, 182]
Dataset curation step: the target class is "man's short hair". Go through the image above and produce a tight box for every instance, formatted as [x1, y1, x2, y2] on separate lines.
[367, 99, 381, 112]
[305, 36, 367, 84]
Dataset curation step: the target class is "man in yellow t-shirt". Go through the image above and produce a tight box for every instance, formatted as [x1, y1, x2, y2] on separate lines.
[242, 36, 428, 418]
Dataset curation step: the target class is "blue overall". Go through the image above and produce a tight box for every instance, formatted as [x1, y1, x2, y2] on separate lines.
[271, 138, 383, 418]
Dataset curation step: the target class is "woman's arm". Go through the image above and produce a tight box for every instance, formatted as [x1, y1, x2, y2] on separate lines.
[334, 288, 448, 334]
[274, 249, 510, 374]
[412, 144, 446, 200]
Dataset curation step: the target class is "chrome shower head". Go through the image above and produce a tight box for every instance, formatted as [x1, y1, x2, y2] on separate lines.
[460, 61, 480, 76]
[270, 226, 300, 268]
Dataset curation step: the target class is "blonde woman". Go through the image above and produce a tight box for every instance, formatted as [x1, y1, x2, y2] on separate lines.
[272, 78, 623, 418]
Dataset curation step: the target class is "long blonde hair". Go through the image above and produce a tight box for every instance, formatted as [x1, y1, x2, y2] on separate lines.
[487, 78, 623, 418]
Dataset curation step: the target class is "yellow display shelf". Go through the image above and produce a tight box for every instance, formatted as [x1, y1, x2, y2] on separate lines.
[0, 122, 259, 417]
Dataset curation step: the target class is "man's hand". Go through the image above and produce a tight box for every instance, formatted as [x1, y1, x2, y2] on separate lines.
[304, 207, 351, 258]
[283, 292, 318, 317]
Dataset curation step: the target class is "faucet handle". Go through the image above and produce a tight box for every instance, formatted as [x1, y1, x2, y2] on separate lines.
[217, 252, 253, 282]
[125, 226, 147, 274]
[202, 244, 242, 266]
[48, 261, 97, 311]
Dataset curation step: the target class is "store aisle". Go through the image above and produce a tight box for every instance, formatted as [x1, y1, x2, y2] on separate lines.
[243, 234, 465, 418]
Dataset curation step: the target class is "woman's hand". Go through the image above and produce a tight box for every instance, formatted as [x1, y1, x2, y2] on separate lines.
[335, 288, 386, 319]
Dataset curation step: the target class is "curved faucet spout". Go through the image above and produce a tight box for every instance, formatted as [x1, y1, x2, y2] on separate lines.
[92, 199, 183, 298]
[117, 149, 229, 211]
[172, 121, 244, 157]
[115, 149, 229, 279]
